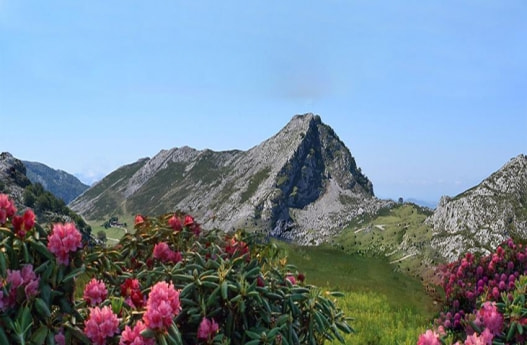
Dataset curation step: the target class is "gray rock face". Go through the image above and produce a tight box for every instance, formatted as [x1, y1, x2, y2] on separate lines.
[0, 152, 31, 208]
[428, 154, 527, 262]
[71, 114, 385, 244]
[23, 161, 89, 203]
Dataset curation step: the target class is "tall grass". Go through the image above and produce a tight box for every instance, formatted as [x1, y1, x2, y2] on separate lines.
[279, 242, 438, 344]
[328, 291, 431, 344]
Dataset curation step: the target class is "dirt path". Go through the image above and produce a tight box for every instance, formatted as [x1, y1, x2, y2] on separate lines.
[390, 253, 416, 264]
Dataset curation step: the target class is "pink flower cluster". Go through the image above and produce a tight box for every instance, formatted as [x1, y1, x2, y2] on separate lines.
[120, 320, 154, 345]
[0, 193, 16, 225]
[417, 329, 442, 345]
[463, 329, 493, 345]
[225, 237, 249, 259]
[47, 222, 83, 265]
[84, 306, 120, 345]
[419, 239, 527, 344]
[120, 278, 144, 308]
[0, 264, 40, 311]
[168, 215, 182, 232]
[285, 274, 297, 285]
[184, 215, 201, 236]
[473, 302, 503, 336]
[12, 209, 35, 238]
[143, 281, 181, 331]
[197, 317, 219, 341]
[153, 242, 182, 264]
[83, 278, 108, 306]
[165, 213, 201, 235]
[438, 239, 527, 331]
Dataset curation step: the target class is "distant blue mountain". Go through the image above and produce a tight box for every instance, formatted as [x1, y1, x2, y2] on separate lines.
[405, 198, 437, 209]
[23, 160, 89, 203]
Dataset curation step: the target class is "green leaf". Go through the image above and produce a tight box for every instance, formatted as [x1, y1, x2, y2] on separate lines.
[19, 305, 33, 335]
[140, 328, 155, 339]
[268, 327, 280, 339]
[245, 330, 261, 340]
[168, 322, 183, 345]
[0, 326, 9, 345]
[0, 251, 7, 276]
[221, 281, 228, 300]
[0, 226, 13, 237]
[64, 322, 91, 344]
[62, 265, 85, 283]
[206, 286, 220, 307]
[27, 238, 54, 261]
[22, 241, 31, 262]
[328, 291, 345, 298]
[34, 297, 51, 318]
[158, 333, 169, 345]
[30, 325, 48, 345]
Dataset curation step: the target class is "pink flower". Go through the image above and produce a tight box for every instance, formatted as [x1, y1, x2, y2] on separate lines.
[84, 278, 108, 306]
[225, 238, 249, 258]
[168, 215, 182, 232]
[55, 330, 65, 345]
[474, 302, 503, 336]
[120, 320, 155, 345]
[47, 222, 83, 265]
[197, 317, 219, 340]
[417, 329, 441, 345]
[184, 215, 194, 227]
[7, 269, 24, 289]
[84, 306, 120, 345]
[120, 278, 144, 308]
[135, 215, 145, 225]
[285, 274, 296, 285]
[0, 194, 16, 225]
[153, 242, 182, 264]
[464, 329, 493, 345]
[143, 281, 181, 331]
[23, 209, 35, 230]
[5, 264, 40, 304]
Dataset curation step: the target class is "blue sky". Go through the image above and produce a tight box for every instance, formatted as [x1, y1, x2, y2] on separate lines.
[1, 1, 525, 204]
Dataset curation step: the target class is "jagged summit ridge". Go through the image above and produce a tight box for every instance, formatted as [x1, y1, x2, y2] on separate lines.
[429, 154, 527, 261]
[70, 114, 384, 244]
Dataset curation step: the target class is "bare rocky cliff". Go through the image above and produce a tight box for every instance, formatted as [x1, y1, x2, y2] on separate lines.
[428, 154, 527, 261]
[70, 114, 386, 244]
[0, 152, 32, 208]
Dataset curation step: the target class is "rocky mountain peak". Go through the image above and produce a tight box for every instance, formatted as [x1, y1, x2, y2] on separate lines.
[429, 154, 527, 261]
[71, 114, 385, 244]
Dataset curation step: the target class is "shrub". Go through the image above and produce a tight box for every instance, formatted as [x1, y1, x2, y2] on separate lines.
[0, 193, 352, 344]
[418, 238, 527, 344]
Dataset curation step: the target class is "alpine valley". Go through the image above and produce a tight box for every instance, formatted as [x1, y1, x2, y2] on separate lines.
[2, 114, 526, 277]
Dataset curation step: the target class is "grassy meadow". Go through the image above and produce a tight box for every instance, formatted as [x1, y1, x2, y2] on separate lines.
[279, 243, 439, 344]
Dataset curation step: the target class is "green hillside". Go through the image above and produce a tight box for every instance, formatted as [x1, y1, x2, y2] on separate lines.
[278, 242, 439, 344]
[331, 203, 443, 280]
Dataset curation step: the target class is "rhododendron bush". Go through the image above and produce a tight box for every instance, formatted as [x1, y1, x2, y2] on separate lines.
[0, 194, 352, 344]
[418, 239, 527, 344]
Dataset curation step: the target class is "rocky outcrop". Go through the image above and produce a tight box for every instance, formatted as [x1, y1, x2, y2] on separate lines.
[0, 152, 31, 209]
[428, 154, 527, 262]
[23, 160, 89, 203]
[70, 114, 385, 244]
